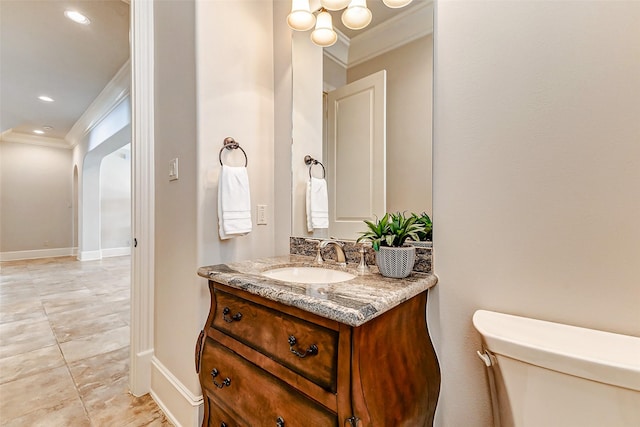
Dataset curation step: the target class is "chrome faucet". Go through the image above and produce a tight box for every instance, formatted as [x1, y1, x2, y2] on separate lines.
[319, 239, 347, 267]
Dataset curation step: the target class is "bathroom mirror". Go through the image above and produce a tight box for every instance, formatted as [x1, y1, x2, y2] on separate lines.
[291, 0, 434, 240]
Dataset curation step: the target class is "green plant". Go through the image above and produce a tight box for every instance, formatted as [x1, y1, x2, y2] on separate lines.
[357, 212, 422, 251]
[411, 212, 433, 241]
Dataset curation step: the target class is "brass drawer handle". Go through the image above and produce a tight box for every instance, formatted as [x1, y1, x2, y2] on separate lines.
[210, 368, 231, 389]
[222, 307, 243, 323]
[276, 417, 285, 427]
[287, 335, 318, 358]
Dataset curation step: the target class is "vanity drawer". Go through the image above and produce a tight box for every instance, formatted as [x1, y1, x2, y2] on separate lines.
[212, 289, 338, 391]
[200, 338, 337, 427]
[204, 394, 239, 427]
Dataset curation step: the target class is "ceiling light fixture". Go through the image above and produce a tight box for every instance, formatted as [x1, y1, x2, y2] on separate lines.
[38, 95, 54, 102]
[341, 0, 372, 30]
[321, 0, 351, 10]
[287, 0, 316, 31]
[311, 9, 338, 47]
[383, 0, 413, 7]
[64, 10, 91, 25]
[33, 130, 45, 135]
[288, 0, 413, 45]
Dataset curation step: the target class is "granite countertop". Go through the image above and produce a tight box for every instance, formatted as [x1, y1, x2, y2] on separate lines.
[198, 254, 437, 327]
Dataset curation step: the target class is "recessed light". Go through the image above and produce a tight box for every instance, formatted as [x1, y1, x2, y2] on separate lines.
[33, 130, 45, 135]
[38, 95, 54, 102]
[64, 10, 91, 25]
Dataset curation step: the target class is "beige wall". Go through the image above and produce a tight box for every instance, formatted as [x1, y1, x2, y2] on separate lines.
[196, 0, 276, 266]
[152, 0, 201, 422]
[349, 35, 433, 216]
[100, 146, 131, 249]
[152, 1, 279, 424]
[291, 31, 324, 238]
[323, 55, 346, 91]
[273, 0, 294, 254]
[0, 141, 72, 253]
[73, 98, 131, 260]
[431, 1, 640, 426]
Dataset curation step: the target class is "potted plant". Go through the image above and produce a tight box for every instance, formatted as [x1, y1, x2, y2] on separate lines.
[407, 212, 433, 248]
[357, 212, 422, 278]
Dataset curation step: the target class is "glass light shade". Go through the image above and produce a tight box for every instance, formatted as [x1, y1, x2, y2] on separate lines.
[311, 10, 337, 47]
[382, 0, 413, 8]
[287, 0, 316, 31]
[320, 0, 351, 11]
[341, 0, 372, 30]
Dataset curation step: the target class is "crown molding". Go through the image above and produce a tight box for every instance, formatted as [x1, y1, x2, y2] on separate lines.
[324, 28, 350, 68]
[0, 129, 70, 149]
[66, 59, 131, 148]
[348, 0, 433, 67]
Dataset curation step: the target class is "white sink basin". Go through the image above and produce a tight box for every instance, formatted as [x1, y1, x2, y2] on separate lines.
[262, 266, 355, 284]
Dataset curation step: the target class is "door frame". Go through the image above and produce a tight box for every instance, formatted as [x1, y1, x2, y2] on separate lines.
[129, 0, 155, 396]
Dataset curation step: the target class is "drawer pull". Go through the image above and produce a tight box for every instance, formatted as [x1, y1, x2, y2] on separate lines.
[221, 423, 228, 427]
[222, 307, 243, 323]
[210, 368, 232, 388]
[287, 335, 318, 358]
[276, 417, 285, 427]
[344, 416, 360, 426]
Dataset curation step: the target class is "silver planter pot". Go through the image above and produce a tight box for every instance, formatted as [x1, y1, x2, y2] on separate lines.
[375, 245, 416, 278]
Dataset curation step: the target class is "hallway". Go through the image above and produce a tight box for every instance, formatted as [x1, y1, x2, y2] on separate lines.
[0, 256, 170, 426]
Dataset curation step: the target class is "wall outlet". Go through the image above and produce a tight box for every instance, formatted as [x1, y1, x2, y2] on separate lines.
[256, 205, 267, 225]
[169, 158, 179, 181]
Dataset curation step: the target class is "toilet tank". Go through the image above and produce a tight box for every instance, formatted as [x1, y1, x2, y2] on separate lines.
[472, 310, 640, 427]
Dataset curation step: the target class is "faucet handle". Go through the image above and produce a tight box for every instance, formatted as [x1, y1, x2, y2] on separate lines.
[357, 242, 371, 274]
[306, 239, 324, 264]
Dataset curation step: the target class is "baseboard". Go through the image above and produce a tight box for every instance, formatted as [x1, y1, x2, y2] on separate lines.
[0, 247, 131, 262]
[78, 250, 102, 261]
[102, 246, 132, 258]
[150, 356, 203, 427]
[0, 247, 76, 261]
[130, 348, 153, 397]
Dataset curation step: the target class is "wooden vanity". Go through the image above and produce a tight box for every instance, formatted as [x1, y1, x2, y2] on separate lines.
[196, 256, 440, 427]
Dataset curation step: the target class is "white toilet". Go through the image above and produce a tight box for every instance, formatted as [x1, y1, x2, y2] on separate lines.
[472, 310, 640, 427]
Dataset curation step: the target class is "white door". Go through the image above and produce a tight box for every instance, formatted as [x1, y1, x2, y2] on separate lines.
[326, 70, 386, 240]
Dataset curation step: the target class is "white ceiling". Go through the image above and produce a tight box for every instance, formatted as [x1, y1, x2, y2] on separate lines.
[0, 0, 130, 143]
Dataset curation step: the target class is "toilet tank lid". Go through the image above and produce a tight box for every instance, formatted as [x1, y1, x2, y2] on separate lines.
[472, 310, 640, 392]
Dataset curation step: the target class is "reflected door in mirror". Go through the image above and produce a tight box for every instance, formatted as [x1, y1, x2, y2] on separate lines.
[326, 70, 386, 240]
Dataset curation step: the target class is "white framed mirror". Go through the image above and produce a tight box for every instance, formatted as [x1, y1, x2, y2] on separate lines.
[291, 0, 434, 240]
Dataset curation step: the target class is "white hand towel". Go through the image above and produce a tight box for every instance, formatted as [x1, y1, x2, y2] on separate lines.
[218, 165, 252, 240]
[306, 177, 329, 232]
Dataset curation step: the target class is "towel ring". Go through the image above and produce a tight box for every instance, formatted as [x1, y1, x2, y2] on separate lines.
[304, 155, 325, 179]
[219, 137, 248, 167]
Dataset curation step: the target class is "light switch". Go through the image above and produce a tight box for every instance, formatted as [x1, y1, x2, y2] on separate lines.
[169, 158, 179, 181]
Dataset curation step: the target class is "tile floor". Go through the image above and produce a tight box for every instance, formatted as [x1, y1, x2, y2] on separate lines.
[0, 256, 172, 426]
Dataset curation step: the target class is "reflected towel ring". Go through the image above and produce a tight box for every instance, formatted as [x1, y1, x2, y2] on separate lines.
[219, 137, 248, 167]
[304, 155, 325, 179]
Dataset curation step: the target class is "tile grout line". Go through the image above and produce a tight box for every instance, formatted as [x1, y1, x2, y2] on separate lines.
[48, 306, 94, 426]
